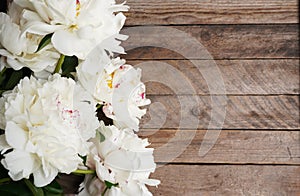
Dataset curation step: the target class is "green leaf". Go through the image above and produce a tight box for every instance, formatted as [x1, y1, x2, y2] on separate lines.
[0, 180, 32, 196]
[0, 67, 7, 84]
[24, 179, 44, 196]
[5, 70, 23, 90]
[79, 155, 87, 166]
[36, 33, 53, 52]
[102, 181, 119, 196]
[61, 55, 78, 77]
[43, 180, 63, 196]
[99, 132, 105, 142]
[96, 131, 106, 143]
[0, 68, 32, 96]
[104, 181, 118, 189]
[0, 160, 9, 180]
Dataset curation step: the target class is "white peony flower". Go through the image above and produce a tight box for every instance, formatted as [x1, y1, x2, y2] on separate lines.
[0, 3, 60, 73]
[76, 47, 125, 104]
[108, 65, 151, 131]
[79, 122, 159, 196]
[15, 0, 129, 59]
[0, 74, 99, 187]
[77, 46, 150, 131]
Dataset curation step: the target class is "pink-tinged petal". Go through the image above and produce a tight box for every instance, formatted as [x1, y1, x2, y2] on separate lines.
[5, 121, 28, 149]
[94, 156, 115, 183]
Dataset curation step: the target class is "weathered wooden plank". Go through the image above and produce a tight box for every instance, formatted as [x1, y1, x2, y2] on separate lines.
[149, 165, 300, 195]
[139, 129, 300, 164]
[129, 59, 299, 95]
[123, 0, 298, 25]
[121, 25, 299, 59]
[140, 95, 299, 130]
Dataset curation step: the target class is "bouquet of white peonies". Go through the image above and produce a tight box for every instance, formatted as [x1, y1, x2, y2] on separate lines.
[0, 0, 160, 195]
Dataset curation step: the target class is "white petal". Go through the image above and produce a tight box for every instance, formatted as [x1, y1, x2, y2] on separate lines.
[0, 20, 25, 55]
[23, 20, 61, 35]
[0, 13, 10, 25]
[2, 150, 39, 181]
[140, 179, 161, 187]
[52, 30, 92, 59]
[74, 84, 99, 140]
[33, 165, 58, 187]
[0, 135, 10, 152]
[5, 121, 28, 149]
[94, 156, 115, 183]
[105, 150, 156, 173]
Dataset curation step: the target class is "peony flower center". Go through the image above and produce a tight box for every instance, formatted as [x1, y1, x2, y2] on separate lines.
[68, 24, 79, 32]
[106, 72, 115, 89]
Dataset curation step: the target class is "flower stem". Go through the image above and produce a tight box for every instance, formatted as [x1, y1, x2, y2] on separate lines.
[72, 169, 96, 175]
[54, 54, 65, 73]
[101, 186, 109, 196]
[0, 177, 11, 185]
[0, 67, 7, 76]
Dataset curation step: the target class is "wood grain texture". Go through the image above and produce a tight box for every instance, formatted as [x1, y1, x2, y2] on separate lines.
[149, 165, 300, 195]
[129, 59, 300, 95]
[140, 95, 299, 130]
[139, 130, 300, 164]
[123, 0, 299, 25]
[121, 25, 299, 60]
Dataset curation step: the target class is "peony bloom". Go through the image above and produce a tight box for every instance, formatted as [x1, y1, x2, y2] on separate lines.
[108, 65, 151, 131]
[77, 47, 150, 131]
[0, 2, 60, 73]
[79, 122, 160, 196]
[0, 74, 99, 187]
[15, 0, 129, 59]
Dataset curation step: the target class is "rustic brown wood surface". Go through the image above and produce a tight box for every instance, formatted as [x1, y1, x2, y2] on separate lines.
[148, 165, 300, 195]
[2, 0, 298, 195]
[123, 0, 299, 25]
[141, 95, 299, 130]
[129, 60, 300, 95]
[121, 25, 299, 60]
[123, 0, 300, 195]
[140, 129, 300, 165]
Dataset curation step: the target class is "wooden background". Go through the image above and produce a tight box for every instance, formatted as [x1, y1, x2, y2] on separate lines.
[120, 0, 300, 195]
[1, 0, 299, 195]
